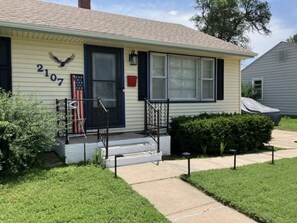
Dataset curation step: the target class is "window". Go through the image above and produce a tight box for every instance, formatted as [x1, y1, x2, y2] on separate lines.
[150, 53, 215, 101]
[201, 58, 215, 100]
[252, 78, 263, 100]
[150, 53, 167, 99]
[168, 56, 198, 100]
[92, 52, 117, 107]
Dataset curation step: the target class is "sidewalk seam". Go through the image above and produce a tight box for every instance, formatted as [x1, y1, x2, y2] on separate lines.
[166, 201, 217, 217]
[130, 176, 180, 186]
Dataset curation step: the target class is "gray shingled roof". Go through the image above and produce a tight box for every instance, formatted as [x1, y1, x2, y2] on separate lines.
[0, 0, 256, 57]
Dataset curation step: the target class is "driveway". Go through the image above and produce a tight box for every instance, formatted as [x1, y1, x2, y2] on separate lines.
[270, 129, 297, 149]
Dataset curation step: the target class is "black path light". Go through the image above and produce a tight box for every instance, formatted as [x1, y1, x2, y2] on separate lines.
[114, 154, 124, 178]
[266, 145, 275, 164]
[229, 149, 237, 170]
[182, 152, 191, 176]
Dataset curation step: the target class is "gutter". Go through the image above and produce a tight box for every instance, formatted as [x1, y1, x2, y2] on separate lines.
[0, 21, 257, 58]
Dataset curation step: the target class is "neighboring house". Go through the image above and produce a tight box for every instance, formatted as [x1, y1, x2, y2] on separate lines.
[0, 0, 255, 163]
[242, 41, 297, 116]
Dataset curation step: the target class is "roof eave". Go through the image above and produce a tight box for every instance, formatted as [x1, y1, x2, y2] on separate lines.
[0, 21, 257, 58]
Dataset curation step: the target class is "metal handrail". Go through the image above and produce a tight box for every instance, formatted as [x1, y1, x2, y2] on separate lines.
[97, 99, 109, 159]
[145, 100, 160, 152]
[56, 98, 94, 144]
[149, 98, 170, 133]
[144, 99, 169, 153]
[56, 98, 109, 152]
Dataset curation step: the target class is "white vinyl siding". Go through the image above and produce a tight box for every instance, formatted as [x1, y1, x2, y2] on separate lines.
[11, 37, 84, 110]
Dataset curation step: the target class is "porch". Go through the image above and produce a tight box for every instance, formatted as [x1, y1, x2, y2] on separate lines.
[54, 98, 171, 166]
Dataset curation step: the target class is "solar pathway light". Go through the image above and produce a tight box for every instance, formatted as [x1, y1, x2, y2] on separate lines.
[182, 152, 191, 176]
[266, 145, 275, 164]
[114, 154, 124, 178]
[229, 149, 237, 170]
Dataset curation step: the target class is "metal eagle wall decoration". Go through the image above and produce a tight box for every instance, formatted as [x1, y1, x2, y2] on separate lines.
[49, 52, 75, 67]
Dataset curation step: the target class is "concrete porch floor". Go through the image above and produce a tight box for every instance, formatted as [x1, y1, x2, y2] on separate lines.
[58, 132, 148, 145]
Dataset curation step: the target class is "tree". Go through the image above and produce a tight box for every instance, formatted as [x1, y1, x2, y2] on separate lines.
[191, 0, 272, 47]
[287, 34, 297, 44]
[241, 83, 259, 99]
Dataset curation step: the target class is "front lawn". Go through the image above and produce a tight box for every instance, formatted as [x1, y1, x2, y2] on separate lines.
[275, 116, 297, 131]
[0, 165, 168, 223]
[183, 158, 297, 223]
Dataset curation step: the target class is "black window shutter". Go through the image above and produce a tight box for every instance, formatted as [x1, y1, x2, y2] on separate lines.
[138, 51, 148, 101]
[0, 37, 12, 92]
[217, 59, 224, 100]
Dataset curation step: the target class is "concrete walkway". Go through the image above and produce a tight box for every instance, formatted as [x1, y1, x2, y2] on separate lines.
[115, 130, 297, 223]
[271, 129, 297, 149]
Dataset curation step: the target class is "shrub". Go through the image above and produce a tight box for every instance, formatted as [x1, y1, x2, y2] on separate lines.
[170, 113, 274, 155]
[0, 91, 61, 173]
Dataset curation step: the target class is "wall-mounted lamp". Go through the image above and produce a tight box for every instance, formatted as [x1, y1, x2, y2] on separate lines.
[129, 50, 138, 66]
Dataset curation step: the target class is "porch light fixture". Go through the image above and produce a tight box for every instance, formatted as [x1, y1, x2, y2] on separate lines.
[129, 50, 138, 66]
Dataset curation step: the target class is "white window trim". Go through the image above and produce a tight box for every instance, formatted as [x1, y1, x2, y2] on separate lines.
[150, 53, 168, 100]
[168, 55, 199, 101]
[252, 78, 264, 100]
[149, 53, 216, 102]
[201, 58, 215, 101]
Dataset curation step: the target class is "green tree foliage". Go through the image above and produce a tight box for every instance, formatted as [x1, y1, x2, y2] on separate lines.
[241, 83, 259, 99]
[287, 34, 297, 44]
[192, 0, 272, 47]
[0, 91, 62, 173]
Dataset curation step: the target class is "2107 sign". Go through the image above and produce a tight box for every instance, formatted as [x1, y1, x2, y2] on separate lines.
[37, 64, 64, 86]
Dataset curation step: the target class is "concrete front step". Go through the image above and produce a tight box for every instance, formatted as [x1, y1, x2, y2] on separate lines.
[105, 151, 162, 168]
[101, 142, 155, 157]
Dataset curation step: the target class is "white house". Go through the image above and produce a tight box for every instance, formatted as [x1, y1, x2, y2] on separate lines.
[0, 0, 256, 164]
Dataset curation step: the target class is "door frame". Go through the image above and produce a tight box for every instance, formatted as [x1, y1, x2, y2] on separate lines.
[84, 44, 125, 129]
[0, 37, 12, 92]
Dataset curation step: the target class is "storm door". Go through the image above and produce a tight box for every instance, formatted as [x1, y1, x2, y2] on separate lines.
[85, 45, 125, 128]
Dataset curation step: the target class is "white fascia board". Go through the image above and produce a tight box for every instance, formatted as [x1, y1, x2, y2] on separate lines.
[0, 21, 257, 58]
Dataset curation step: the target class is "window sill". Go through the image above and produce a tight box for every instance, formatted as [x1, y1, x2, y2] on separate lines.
[148, 99, 216, 103]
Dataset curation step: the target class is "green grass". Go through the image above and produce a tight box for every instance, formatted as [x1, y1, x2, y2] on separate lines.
[0, 165, 168, 223]
[183, 158, 297, 223]
[275, 116, 297, 131]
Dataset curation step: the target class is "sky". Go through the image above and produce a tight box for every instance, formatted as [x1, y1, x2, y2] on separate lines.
[43, 0, 297, 68]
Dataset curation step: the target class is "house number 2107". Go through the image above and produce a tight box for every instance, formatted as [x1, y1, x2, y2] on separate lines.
[37, 64, 64, 86]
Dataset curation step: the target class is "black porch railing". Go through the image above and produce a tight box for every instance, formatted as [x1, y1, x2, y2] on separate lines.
[97, 99, 109, 159]
[144, 99, 170, 153]
[56, 98, 109, 158]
